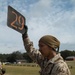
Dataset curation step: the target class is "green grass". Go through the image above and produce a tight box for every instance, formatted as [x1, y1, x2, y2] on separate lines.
[4, 65, 40, 75]
[70, 68, 75, 75]
[3, 61, 75, 75]
[66, 61, 75, 75]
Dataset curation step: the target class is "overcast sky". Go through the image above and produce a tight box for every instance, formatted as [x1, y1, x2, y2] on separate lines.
[0, 0, 75, 54]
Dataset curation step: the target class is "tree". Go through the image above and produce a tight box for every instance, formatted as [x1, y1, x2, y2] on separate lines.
[60, 50, 75, 60]
[23, 53, 33, 63]
[7, 51, 24, 63]
[7, 53, 16, 63]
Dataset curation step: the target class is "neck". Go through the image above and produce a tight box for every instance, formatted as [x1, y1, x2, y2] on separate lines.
[48, 51, 56, 60]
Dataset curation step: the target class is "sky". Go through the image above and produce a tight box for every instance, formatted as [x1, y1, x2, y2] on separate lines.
[0, 0, 75, 54]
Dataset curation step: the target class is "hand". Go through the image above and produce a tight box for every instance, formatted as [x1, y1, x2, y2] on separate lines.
[1, 68, 6, 74]
[22, 25, 28, 39]
[24, 25, 28, 35]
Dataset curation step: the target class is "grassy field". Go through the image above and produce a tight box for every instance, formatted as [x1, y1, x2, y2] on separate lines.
[3, 61, 75, 75]
[4, 65, 40, 75]
[66, 61, 75, 75]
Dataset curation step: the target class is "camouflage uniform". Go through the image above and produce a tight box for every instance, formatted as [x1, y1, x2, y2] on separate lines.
[23, 37, 71, 75]
[0, 62, 6, 75]
[0, 69, 3, 75]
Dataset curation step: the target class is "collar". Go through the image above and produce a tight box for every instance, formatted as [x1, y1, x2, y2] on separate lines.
[47, 53, 63, 64]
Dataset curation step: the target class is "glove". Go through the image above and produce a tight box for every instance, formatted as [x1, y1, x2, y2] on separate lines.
[22, 25, 28, 39]
[1, 68, 6, 74]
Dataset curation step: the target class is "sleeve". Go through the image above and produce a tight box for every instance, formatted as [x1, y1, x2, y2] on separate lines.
[51, 62, 71, 75]
[22, 36, 44, 65]
[0, 62, 6, 75]
[0, 69, 2, 75]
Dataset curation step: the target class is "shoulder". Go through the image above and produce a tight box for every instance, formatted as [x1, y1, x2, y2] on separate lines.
[55, 59, 68, 70]
[52, 60, 70, 75]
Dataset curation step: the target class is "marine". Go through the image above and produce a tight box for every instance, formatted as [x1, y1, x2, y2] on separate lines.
[22, 25, 71, 75]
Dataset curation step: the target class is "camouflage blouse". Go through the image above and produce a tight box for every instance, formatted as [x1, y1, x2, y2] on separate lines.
[23, 37, 71, 75]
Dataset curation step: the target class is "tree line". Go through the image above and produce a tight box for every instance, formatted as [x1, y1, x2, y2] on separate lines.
[0, 51, 33, 63]
[0, 50, 75, 63]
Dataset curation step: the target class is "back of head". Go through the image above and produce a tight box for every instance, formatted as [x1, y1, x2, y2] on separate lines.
[39, 35, 60, 52]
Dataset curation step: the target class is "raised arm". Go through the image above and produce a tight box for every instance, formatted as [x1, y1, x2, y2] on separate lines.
[22, 25, 43, 65]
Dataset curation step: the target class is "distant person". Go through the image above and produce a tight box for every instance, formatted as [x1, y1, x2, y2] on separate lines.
[0, 62, 6, 75]
[22, 25, 71, 75]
